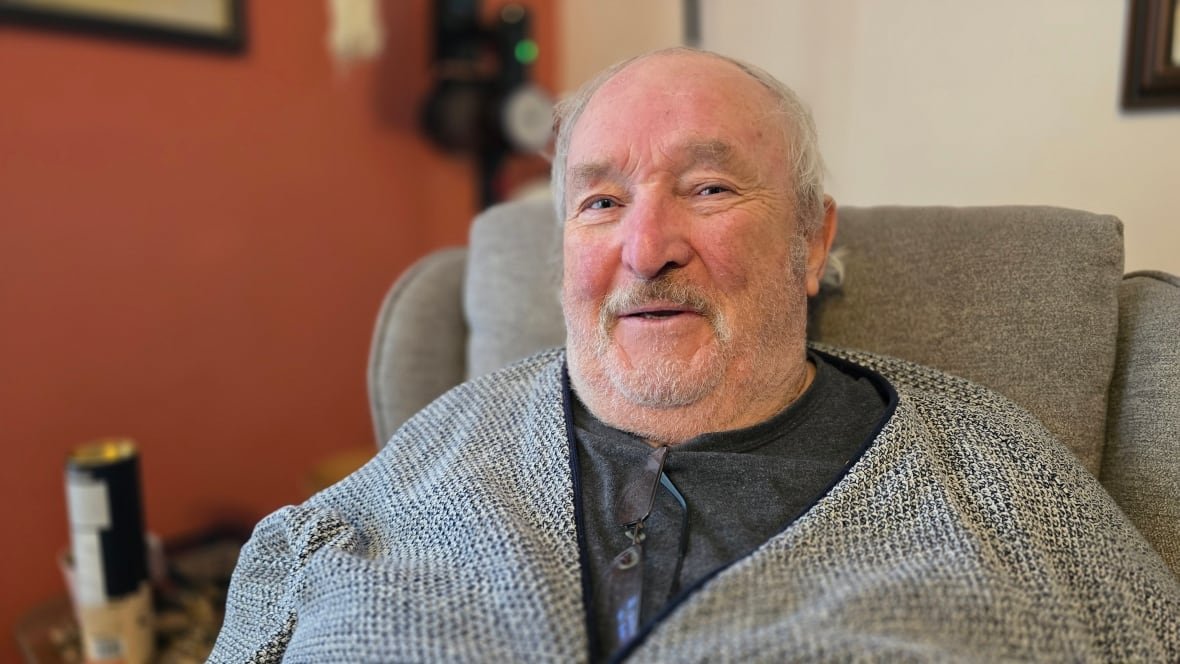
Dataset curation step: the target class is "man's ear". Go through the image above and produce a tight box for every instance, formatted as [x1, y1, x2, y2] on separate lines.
[804, 195, 838, 297]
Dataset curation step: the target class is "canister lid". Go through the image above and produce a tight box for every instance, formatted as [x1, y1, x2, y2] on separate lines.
[69, 438, 137, 468]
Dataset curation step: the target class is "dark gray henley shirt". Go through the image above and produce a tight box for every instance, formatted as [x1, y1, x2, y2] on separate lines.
[572, 351, 890, 659]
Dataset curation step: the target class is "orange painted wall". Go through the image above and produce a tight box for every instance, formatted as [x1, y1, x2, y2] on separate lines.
[0, 0, 555, 656]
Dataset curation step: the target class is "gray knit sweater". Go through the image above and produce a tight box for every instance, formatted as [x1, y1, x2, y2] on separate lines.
[209, 347, 1180, 663]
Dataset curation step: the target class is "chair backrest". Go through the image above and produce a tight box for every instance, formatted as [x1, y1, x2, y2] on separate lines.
[816, 205, 1124, 474]
[372, 201, 1124, 470]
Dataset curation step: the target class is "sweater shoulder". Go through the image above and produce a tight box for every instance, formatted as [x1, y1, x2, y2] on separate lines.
[391, 347, 566, 441]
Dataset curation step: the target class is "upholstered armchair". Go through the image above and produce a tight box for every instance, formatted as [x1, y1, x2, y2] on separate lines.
[367, 198, 1180, 577]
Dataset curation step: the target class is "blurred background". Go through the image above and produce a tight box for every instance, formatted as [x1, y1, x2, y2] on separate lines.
[2, 0, 1177, 660]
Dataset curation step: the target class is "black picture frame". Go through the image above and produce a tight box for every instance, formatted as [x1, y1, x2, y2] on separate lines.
[0, 0, 246, 54]
[1123, 0, 1180, 108]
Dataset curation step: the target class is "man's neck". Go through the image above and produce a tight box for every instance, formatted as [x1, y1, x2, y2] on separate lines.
[570, 354, 815, 446]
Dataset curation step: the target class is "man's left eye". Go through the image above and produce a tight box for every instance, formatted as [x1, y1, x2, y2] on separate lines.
[698, 185, 729, 196]
[588, 198, 617, 210]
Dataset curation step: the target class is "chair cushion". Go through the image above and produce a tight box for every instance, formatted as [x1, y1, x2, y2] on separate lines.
[465, 199, 566, 379]
[1101, 271, 1180, 572]
[813, 206, 1124, 474]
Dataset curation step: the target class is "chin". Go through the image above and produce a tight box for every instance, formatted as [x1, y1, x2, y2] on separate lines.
[566, 313, 731, 437]
[604, 351, 723, 408]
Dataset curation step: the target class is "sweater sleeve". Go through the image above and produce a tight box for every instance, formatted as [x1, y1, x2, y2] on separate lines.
[208, 500, 365, 663]
[206, 507, 301, 663]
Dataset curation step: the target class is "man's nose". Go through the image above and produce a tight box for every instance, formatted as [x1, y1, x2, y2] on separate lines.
[620, 195, 693, 280]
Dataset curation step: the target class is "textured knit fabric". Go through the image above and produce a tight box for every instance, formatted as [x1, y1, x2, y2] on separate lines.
[210, 347, 1180, 663]
[1102, 270, 1180, 572]
[575, 351, 888, 658]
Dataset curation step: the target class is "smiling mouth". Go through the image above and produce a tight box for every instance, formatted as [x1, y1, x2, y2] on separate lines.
[602, 279, 715, 330]
[632, 310, 684, 319]
[621, 308, 700, 320]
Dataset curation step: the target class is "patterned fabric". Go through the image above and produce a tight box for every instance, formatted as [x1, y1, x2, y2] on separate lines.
[209, 347, 1180, 663]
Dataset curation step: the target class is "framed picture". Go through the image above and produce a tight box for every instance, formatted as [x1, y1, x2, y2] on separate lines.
[0, 0, 246, 53]
[1123, 0, 1180, 108]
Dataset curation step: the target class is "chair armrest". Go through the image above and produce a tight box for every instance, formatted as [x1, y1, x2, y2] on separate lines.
[368, 247, 468, 448]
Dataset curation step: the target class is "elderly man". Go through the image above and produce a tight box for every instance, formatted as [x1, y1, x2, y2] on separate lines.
[211, 49, 1178, 662]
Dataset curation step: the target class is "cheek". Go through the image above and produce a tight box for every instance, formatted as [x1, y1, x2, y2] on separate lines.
[704, 253, 750, 291]
[562, 235, 616, 303]
[697, 227, 791, 294]
[696, 232, 758, 291]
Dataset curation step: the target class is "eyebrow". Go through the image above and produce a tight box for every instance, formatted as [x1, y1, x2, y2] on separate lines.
[564, 139, 758, 198]
[681, 140, 758, 179]
[566, 162, 616, 197]
[685, 139, 736, 167]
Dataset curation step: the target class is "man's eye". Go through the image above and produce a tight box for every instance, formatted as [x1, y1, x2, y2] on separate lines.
[588, 198, 617, 210]
[698, 185, 730, 196]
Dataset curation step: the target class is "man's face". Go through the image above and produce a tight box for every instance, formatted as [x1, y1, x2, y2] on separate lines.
[561, 53, 831, 434]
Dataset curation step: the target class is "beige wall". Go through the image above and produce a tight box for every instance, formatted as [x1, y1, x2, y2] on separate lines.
[702, 0, 1180, 273]
[559, 0, 683, 91]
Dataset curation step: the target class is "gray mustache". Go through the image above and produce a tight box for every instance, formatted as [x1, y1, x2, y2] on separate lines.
[600, 277, 719, 323]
